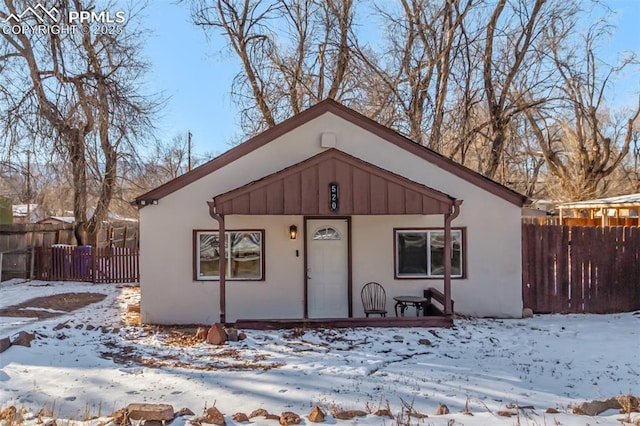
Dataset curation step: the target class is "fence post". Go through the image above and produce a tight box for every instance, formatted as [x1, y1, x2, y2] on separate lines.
[29, 247, 35, 279]
[92, 245, 97, 284]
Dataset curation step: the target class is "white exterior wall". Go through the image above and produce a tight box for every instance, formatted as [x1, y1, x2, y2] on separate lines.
[140, 211, 306, 324]
[140, 112, 522, 324]
[351, 214, 522, 318]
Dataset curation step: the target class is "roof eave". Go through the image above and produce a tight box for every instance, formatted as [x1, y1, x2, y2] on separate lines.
[134, 99, 528, 208]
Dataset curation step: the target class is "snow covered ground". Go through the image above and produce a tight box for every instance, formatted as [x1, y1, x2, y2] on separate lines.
[0, 279, 638, 426]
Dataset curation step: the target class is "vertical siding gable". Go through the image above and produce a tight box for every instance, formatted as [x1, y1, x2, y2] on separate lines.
[213, 149, 454, 215]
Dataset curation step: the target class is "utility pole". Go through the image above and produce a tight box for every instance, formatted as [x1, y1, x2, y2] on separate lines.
[26, 150, 31, 222]
[187, 131, 192, 172]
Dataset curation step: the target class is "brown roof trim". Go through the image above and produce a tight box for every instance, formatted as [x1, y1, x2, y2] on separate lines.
[135, 99, 528, 207]
[135, 101, 338, 205]
[323, 101, 528, 207]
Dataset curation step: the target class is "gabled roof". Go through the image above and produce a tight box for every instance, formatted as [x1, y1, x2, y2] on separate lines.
[212, 149, 456, 215]
[136, 99, 528, 207]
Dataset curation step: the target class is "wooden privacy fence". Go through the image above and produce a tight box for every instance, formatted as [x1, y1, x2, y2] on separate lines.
[35, 246, 139, 283]
[0, 223, 76, 281]
[0, 222, 138, 281]
[523, 217, 640, 227]
[522, 224, 640, 313]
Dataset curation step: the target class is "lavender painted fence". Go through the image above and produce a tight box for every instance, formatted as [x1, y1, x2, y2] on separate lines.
[35, 246, 139, 283]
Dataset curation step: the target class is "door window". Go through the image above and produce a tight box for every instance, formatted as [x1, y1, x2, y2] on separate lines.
[312, 226, 341, 240]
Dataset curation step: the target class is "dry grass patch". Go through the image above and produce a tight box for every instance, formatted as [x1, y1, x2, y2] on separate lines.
[0, 293, 106, 318]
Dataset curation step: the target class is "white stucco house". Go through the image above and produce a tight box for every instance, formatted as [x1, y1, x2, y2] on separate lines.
[135, 100, 528, 326]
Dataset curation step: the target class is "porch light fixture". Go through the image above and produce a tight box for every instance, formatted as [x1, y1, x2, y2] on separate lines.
[289, 225, 298, 240]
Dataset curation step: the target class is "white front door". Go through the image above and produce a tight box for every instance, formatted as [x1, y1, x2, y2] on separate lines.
[306, 219, 349, 318]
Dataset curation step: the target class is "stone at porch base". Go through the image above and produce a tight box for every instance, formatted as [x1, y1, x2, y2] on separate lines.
[206, 323, 227, 345]
[126, 403, 174, 422]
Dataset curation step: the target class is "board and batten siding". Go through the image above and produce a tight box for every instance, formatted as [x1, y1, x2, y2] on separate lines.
[214, 149, 454, 216]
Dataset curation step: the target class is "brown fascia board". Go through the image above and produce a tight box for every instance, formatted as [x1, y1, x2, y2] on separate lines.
[135, 99, 528, 207]
[134, 101, 338, 206]
[324, 101, 529, 207]
[214, 148, 456, 207]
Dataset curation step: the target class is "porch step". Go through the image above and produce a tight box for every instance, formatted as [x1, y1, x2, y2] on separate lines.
[233, 316, 453, 330]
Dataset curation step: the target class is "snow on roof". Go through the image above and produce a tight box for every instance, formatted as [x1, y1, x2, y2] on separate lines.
[39, 209, 138, 224]
[108, 212, 138, 222]
[559, 193, 640, 209]
[11, 203, 38, 216]
[40, 216, 75, 223]
[86, 206, 138, 222]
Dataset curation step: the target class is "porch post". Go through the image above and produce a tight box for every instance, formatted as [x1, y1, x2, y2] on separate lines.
[208, 201, 226, 324]
[443, 200, 462, 316]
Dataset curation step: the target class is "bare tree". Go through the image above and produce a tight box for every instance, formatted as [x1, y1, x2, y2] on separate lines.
[130, 134, 194, 189]
[524, 22, 640, 200]
[498, 115, 547, 198]
[189, 0, 637, 201]
[355, 0, 576, 182]
[0, 0, 158, 243]
[352, 0, 473, 148]
[190, 0, 358, 137]
[0, 156, 35, 205]
[480, 0, 558, 179]
[619, 129, 640, 192]
[110, 133, 216, 220]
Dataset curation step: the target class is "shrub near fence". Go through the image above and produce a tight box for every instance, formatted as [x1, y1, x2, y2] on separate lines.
[522, 224, 640, 314]
[35, 246, 139, 283]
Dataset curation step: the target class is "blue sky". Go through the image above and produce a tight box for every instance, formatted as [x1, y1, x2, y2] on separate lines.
[143, 1, 238, 161]
[143, 1, 640, 159]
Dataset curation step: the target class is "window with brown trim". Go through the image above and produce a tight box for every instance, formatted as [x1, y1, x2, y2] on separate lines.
[194, 230, 264, 280]
[395, 228, 465, 279]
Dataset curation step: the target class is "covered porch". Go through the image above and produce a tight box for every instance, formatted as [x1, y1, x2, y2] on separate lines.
[235, 287, 454, 329]
[207, 149, 462, 328]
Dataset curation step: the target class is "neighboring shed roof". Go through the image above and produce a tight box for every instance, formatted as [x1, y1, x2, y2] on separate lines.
[37, 216, 75, 224]
[136, 99, 528, 207]
[558, 193, 640, 209]
[212, 149, 457, 216]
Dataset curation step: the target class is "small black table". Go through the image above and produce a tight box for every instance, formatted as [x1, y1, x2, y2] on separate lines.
[393, 296, 428, 317]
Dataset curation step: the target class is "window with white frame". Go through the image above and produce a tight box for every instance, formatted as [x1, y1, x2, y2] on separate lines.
[395, 229, 464, 278]
[195, 230, 264, 280]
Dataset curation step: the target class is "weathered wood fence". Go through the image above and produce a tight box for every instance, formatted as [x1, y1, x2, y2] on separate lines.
[0, 223, 76, 281]
[0, 222, 138, 281]
[522, 224, 640, 313]
[34, 246, 139, 283]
